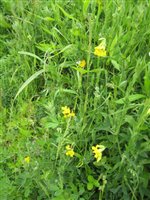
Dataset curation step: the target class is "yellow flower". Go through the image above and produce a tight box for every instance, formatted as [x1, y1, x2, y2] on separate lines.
[77, 60, 86, 68]
[69, 111, 75, 117]
[61, 106, 70, 115]
[92, 145, 105, 162]
[61, 106, 75, 118]
[94, 39, 107, 57]
[94, 47, 107, 57]
[66, 145, 71, 150]
[24, 156, 30, 163]
[65, 145, 75, 157]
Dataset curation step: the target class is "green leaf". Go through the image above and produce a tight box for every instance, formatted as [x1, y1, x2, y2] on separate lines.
[47, 122, 58, 129]
[0, 13, 10, 28]
[14, 69, 45, 100]
[72, 67, 101, 74]
[59, 44, 74, 54]
[44, 17, 55, 21]
[83, 0, 90, 15]
[62, 89, 77, 94]
[38, 182, 50, 198]
[87, 182, 93, 190]
[57, 4, 75, 20]
[87, 175, 95, 183]
[93, 180, 100, 187]
[18, 51, 43, 63]
[110, 186, 122, 194]
[144, 67, 150, 96]
[72, 67, 88, 74]
[36, 43, 54, 52]
[54, 88, 77, 100]
[116, 94, 145, 104]
[89, 68, 100, 73]
[111, 60, 120, 71]
[124, 115, 136, 127]
[43, 117, 59, 129]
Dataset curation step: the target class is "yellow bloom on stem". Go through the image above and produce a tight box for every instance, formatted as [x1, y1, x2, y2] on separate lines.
[65, 145, 75, 157]
[94, 38, 107, 57]
[92, 145, 105, 162]
[94, 46, 107, 57]
[61, 106, 75, 118]
[62, 106, 70, 115]
[66, 145, 71, 150]
[24, 156, 30, 163]
[69, 111, 75, 117]
[77, 60, 86, 68]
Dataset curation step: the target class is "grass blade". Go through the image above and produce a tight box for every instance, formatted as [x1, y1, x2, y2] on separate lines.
[14, 69, 45, 100]
[18, 51, 43, 63]
[116, 94, 146, 104]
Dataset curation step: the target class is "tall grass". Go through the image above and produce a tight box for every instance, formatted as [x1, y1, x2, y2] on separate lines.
[0, 0, 150, 199]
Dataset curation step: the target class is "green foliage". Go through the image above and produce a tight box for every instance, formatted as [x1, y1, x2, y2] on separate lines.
[0, 0, 150, 199]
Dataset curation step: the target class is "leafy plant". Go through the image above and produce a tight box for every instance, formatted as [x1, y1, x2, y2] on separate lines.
[0, 0, 150, 199]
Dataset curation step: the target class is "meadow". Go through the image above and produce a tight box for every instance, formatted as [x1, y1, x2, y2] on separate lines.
[0, 0, 150, 199]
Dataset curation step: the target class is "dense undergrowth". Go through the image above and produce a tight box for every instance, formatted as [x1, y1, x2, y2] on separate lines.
[0, 0, 150, 199]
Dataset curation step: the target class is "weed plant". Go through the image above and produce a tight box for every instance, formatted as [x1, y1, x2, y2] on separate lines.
[0, 0, 150, 199]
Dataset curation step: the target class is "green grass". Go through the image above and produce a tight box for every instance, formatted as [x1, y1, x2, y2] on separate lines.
[0, 0, 150, 199]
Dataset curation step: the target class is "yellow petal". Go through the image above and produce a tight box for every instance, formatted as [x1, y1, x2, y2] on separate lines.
[24, 156, 30, 163]
[69, 111, 75, 117]
[66, 145, 71, 150]
[78, 60, 86, 68]
[66, 150, 75, 157]
[94, 47, 107, 57]
[61, 106, 67, 110]
[96, 152, 102, 162]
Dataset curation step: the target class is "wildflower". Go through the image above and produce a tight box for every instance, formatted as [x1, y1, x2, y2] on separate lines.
[76, 59, 86, 68]
[69, 111, 75, 117]
[65, 145, 75, 157]
[61, 106, 70, 115]
[24, 156, 30, 163]
[61, 106, 75, 118]
[94, 47, 106, 57]
[92, 144, 105, 162]
[94, 38, 107, 57]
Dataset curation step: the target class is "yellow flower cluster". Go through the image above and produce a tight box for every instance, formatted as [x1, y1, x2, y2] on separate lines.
[61, 106, 75, 118]
[65, 144, 106, 162]
[24, 156, 30, 163]
[76, 39, 107, 67]
[63, 39, 107, 160]
[94, 39, 107, 57]
[77, 59, 86, 68]
[92, 145, 105, 162]
[66, 145, 75, 157]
